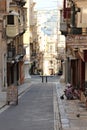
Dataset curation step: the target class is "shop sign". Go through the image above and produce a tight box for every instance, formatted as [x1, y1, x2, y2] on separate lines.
[7, 85, 18, 105]
[66, 35, 87, 47]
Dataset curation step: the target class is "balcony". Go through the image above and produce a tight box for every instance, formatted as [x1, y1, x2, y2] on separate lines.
[18, 17, 24, 34]
[23, 7, 27, 31]
[14, 0, 26, 6]
[6, 25, 19, 37]
[6, 11, 19, 37]
[70, 27, 82, 34]
[63, 8, 71, 19]
[20, 0, 26, 6]
[6, 9, 26, 37]
[13, 0, 20, 1]
[72, 0, 87, 8]
[76, 8, 87, 28]
[60, 22, 68, 35]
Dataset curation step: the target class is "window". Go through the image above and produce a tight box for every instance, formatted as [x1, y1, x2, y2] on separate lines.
[49, 45, 55, 53]
[50, 60, 53, 64]
[7, 15, 14, 25]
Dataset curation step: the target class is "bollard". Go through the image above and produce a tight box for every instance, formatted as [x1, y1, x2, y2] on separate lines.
[46, 76, 47, 82]
[42, 76, 44, 82]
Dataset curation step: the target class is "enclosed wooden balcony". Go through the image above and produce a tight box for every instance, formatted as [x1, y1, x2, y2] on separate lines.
[19, 8, 27, 34]
[19, 17, 24, 34]
[75, 8, 87, 28]
[13, 0, 26, 6]
[70, 27, 82, 34]
[6, 11, 19, 37]
[21, 0, 26, 6]
[23, 8, 27, 31]
[60, 22, 68, 35]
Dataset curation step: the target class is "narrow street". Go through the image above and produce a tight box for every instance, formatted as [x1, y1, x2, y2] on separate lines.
[0, 75, 61, 130]
[0, 0, 87, 130]
[0, 75, 87, 130]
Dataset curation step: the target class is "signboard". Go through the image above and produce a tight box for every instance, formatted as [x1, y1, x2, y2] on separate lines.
[66, 35, 87, 48]
[7, 85, 18, 105]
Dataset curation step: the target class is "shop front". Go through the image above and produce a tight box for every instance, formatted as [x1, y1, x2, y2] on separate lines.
[66, 35, 87, 103]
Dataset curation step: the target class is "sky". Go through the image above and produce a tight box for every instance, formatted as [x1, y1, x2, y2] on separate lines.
[34, 0, 63, 10]
[34, 0, 63, 36]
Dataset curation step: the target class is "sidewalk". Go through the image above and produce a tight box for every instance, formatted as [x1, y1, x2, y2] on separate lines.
[57, 81, 87, 130]
[0, 81, 31, 109]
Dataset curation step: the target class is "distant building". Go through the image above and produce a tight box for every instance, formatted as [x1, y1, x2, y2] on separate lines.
[37, 10, 65, 75]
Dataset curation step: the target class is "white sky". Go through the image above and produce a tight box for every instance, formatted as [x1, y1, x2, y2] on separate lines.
[34, 0, 63, 10]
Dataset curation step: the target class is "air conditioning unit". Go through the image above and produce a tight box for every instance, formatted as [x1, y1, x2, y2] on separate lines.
[76, 8, 87, 28]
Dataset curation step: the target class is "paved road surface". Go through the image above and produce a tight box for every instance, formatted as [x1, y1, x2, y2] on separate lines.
[0, 78, 60, 130]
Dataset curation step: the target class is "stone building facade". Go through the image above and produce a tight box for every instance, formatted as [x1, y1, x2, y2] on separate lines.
[0, 0, 27, 91]
[60, 0, 87, 104]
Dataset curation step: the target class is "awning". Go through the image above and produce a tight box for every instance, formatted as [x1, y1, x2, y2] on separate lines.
[78, 48, 87, 62]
